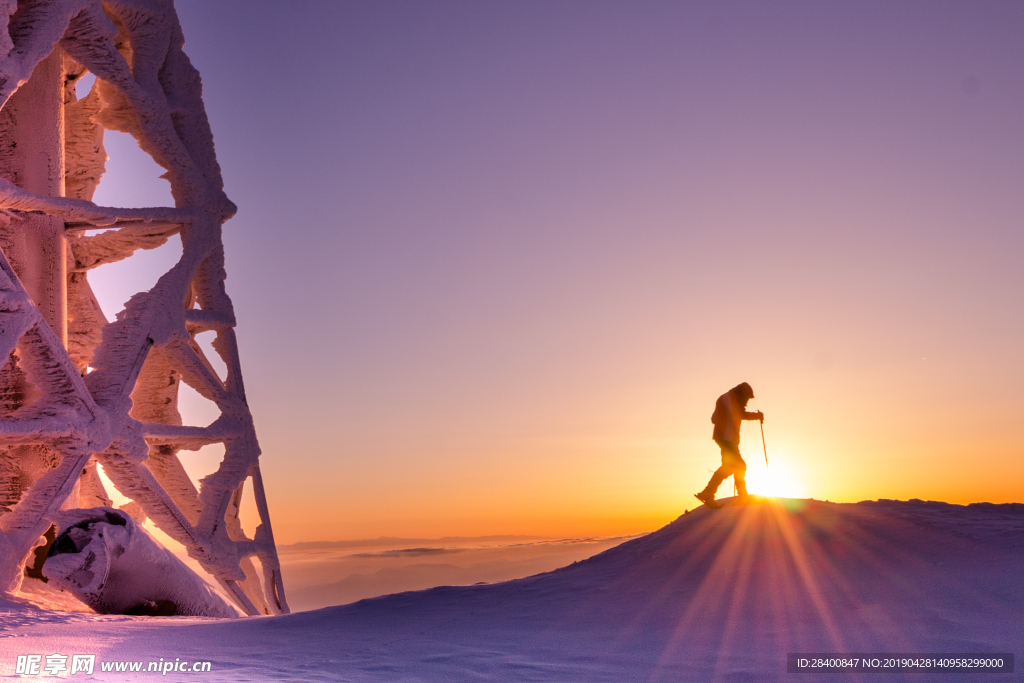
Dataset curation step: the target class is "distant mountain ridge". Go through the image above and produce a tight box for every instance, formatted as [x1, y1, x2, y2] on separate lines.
[278, 535, 554, 551]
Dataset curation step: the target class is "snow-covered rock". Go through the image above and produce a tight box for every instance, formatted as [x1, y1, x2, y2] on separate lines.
[41, 508, 237, 618]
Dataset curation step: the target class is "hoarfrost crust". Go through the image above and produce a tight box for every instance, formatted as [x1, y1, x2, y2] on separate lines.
[0, 1, 286, 617]
[43, 507, 237, 617]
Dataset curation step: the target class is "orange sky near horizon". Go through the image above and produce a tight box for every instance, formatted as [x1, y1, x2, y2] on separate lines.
[89, 1, 1024, 544]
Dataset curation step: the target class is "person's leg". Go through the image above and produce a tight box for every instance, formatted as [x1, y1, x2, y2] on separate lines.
[719, 442, 747, 498]
[704, 466, 731, 496]
[700, 440, 739, 498]
[734, 458, 748, 497]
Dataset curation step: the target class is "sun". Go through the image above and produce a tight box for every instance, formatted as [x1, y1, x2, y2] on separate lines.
[743, 456, 809, 499]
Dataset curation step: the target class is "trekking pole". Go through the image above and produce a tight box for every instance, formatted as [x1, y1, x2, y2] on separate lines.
[760, 420, 768, 467]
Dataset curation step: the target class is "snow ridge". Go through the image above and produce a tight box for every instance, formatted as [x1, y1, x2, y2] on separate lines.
[5, 498, 1017, 682]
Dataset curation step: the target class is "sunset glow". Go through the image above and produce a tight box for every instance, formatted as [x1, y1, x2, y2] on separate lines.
[80, 1, 1024, 544]
[745, 456, 810, 500]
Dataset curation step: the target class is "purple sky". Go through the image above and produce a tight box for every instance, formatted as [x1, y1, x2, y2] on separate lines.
[90, 1, 1024, 541]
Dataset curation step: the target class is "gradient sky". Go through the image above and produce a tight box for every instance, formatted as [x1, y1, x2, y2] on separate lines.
[86, 1, 1024, 543]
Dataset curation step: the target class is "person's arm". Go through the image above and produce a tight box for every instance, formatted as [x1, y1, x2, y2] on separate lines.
[743, 410, 764, 422]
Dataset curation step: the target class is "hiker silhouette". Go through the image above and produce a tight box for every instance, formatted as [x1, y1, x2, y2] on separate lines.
[695, 382, 763, 509]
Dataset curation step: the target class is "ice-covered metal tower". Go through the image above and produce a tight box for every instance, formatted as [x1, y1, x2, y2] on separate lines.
[0, 0, 287, 616]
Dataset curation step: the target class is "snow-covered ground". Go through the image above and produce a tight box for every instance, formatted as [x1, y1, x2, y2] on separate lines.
[2, 498, 1021, 681]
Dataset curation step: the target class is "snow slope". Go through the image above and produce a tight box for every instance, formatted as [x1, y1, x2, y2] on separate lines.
[2, 498, 1021, 681]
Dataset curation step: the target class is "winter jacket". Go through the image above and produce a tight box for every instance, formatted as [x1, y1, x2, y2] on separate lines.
[711, 390, 759, 444]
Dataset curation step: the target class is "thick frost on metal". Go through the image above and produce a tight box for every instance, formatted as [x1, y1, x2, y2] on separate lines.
[0, 0, 287, 616]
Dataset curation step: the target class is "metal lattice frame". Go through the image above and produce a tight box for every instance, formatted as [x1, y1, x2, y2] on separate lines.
[0, 1, 287, 616]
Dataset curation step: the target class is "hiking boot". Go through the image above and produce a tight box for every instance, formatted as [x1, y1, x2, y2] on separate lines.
[694, 491, 720, 509]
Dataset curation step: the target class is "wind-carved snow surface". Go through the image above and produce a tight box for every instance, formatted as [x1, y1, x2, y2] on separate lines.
[0, 1, 286, 617]
[1, 499, 1020, 682]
